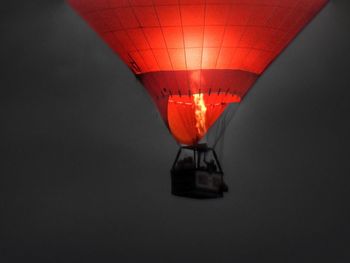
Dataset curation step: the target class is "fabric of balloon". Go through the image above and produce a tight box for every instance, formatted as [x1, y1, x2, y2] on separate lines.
[68, 0, 328, 145]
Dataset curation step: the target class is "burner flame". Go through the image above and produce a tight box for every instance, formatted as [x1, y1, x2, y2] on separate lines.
[193, 93, 207, 137]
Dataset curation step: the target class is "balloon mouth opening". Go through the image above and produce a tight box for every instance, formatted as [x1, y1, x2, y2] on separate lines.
[167, 92, 240, 145]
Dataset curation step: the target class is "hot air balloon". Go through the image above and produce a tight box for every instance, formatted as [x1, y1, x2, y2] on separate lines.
[67, 0, 328, 198]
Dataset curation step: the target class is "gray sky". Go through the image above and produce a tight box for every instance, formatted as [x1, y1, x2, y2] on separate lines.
[1, 1, 350, 262]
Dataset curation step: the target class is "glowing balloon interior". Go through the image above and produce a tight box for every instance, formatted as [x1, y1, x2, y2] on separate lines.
[68, 0, 328, 145]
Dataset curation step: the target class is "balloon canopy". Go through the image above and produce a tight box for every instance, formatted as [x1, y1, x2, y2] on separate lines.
[68, 0, 328, 145]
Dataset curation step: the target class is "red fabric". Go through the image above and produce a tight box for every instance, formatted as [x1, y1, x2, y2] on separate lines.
[68, 0, 328, 145]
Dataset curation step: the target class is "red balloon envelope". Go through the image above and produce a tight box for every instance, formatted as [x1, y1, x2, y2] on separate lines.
[68, 0, 328, 145]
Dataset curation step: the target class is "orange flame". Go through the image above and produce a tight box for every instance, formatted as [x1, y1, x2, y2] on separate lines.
[193, 93, 207, 137]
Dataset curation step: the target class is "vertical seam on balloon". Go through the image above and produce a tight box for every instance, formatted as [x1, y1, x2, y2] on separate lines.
[212, 3, 234, 103]
[113, 5, 165, 119]
[87, 8, 135, 69]
[199, 0, 207, 95]
[178, 1, 191, 97]
[241, 4, 281, 74]
[126, 1, 160, 73]
[106, 5, 150, 73]
[151, 1, 182, 99]
[116, 3, 164, 110]
[111, 5, 161, 103]
[233, 5, 262, 74]
[259, 0, 303, 74]
[150, 2, 182, 141]
[126, 0, 173, 100]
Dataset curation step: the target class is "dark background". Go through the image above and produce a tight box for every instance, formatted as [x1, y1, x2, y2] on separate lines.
[1, 1, 350, 262]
